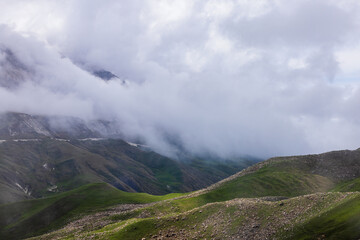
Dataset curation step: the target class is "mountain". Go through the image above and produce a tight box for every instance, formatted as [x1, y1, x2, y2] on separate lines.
[84, 65, 128, 84]
[0, 138, 256, 204]
[0, 112, 121, 140]
[92, 70, 119, 81]
[0, 112, 258, 205]
[4, 147, 359, 239]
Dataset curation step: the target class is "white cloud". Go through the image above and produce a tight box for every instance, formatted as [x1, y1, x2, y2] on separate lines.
[336, 45, 360, 76]
[288, 57, 307, 70]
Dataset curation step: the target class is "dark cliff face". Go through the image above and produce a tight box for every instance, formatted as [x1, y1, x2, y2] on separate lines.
[91, 69, 127, 85]
[92, 70, 118, 81]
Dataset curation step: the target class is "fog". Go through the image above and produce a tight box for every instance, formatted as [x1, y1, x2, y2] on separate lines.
[1, 0, 360, 158]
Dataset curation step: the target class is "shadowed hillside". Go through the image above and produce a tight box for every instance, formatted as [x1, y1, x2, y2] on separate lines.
[0, 138, 256, 204]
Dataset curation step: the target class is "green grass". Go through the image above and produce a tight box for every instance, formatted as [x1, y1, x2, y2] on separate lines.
[207, 166, 332, 197]
[0, 183, 184, 240]
[4, 147, 360, 240]
[104, 165, 335, 226]
[288, 195, 360, 240]
[103, 162, 360, 240]
[104, 192, 360, 240]
[154, 166, 334, 214]
[100, 203, 223, 240]
[131, 151, 184, 190]
[109, 218, 157, 240]
[332, 177, 360, 192]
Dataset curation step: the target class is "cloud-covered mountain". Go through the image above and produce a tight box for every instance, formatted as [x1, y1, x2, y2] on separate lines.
[0, 112, 117, 140]
[0, 1, 360, 158]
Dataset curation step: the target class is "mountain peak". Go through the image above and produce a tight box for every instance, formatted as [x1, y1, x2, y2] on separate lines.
[92, 70, 119, 81]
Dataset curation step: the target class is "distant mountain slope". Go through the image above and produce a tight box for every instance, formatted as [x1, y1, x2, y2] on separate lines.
[19, 147, 360, 240]
[0, 138, 256, 204]
[159, 148, 360, 214]
[0, 112, 115, 139]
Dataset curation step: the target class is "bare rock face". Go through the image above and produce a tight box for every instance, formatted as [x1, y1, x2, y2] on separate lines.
[92, 70, 119, 81]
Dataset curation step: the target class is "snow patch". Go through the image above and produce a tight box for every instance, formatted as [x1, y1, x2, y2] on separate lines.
[53, 138, 70, 142]
[13, 139, 40, 142]
[78, 138, 105, 141]
[47, 185, 58, 192]
[23, 118, 52, 136]
[15, 182, 31, 196]
[126, 141, 150, 149]
[126, 141, 139, 147]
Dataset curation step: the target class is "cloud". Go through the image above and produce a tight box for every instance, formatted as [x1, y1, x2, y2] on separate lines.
[0, 0, 360, 158]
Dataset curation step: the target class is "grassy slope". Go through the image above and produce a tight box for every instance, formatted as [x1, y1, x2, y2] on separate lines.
[29, 161, 343, 239]
[0, 183, 183, 240]
[11, 160, 321, 239]
[331, 177, 360, 192]
[288, 194, 360, 240]
[38, 192, 360, 240]
[148, 165, 334, 214]
[193, 165, 332, 198]
[9, 148, 360, 239]
[109, 193, 360, 240]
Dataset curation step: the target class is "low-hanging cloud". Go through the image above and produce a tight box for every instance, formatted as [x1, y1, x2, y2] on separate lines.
[1, 0, 360, 158]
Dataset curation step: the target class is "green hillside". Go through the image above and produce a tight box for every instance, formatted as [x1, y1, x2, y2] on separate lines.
[100, 192, 360, 240]
[288, 194, 360, 240]
[3, 148, 360, 239]
[0, 183, 183, 239]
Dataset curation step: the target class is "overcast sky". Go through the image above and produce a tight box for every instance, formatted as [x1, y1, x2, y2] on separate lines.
[1, 0, 360, 158]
